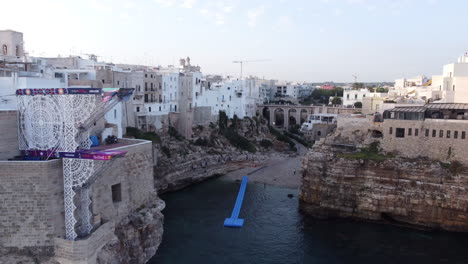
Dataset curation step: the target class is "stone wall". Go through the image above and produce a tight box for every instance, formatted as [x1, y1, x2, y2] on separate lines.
[54, 221, 116, 264]
[300, 145, 468, 232]
[0, 110, 19, 160]
[0, 159, 64, 250]
[382, 119, 468, 164]
[91, 139, 157, 227]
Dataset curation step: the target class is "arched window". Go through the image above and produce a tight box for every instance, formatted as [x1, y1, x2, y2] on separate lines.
[15, 45, 19, 56]
[2, 45, 7, 55]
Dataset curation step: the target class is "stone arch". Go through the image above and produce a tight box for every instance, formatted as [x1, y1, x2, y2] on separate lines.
[288, 109, 298, 128]
[300, 109, 309, 123]
[273, 108, 284, 128]
[262, 107, 270, 124]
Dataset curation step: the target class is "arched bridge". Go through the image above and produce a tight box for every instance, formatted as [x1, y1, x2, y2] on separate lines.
[259, 104, 356, 129]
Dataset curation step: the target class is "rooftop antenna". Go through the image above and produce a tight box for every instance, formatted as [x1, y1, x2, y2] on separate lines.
[233, 59, 270, 79]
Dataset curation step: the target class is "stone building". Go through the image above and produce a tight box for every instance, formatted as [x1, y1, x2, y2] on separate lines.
[0, 29, 24, 58]
[382, 103, 468, 163]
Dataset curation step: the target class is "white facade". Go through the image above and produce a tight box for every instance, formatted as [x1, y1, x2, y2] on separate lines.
[0, 72, 64, 109]
[343, 88, 387, 107]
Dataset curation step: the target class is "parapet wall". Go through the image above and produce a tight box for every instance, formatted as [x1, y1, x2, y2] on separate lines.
[0, 110, 19, 160]
[0, 159, 64, 250]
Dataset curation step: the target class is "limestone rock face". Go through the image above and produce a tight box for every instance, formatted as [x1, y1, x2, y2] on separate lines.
[299, 147, 468, 232]
[96, 199, 165, 264]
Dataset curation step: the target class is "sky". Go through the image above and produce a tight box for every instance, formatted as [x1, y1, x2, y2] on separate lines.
[1, 0, 468, 82]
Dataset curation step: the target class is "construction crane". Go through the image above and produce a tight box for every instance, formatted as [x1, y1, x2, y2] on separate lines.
[232, 59, 270, 79]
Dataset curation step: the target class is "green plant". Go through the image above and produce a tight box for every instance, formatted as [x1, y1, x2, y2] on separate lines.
[338, 141, 392, 161]
[168, 126, 184, 141]
[126, 127, 161, 144]
[218, 111, 228, 131]
[259, 139, 273, 148]
[331, 97, 342, 105]
[354, 102, 363, 108]
[161, 146, 171, 158]
[194, 137, 209, 146]
[140, 132, 161, 144]
[125, 126, 142, 138]
[268, 125, 297, 151]
[223, 128, 256, 152]
[440, 161, 464, 175]
[284, 131, 312, 148]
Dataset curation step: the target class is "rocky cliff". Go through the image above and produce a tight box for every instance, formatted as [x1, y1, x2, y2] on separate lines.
[300, 137, 468, 232]
[154, 116, 295, 193]
[96, 199, 165, 264]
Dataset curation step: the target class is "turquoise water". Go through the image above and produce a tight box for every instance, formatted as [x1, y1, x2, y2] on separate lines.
[149, 178, 468, 264]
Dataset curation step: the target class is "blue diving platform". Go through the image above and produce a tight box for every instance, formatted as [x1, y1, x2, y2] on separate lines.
[224, 176, 248, 228]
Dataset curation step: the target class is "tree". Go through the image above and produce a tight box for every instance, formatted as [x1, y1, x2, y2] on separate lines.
[354, 102, 363, 108]
[376, 87, 389, 93]
[352, 82, 364, 89]
[331, 97, 342, 105]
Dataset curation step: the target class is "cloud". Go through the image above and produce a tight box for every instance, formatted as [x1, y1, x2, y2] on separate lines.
[223, 6, 233, 13]
[154, 0, 175, 7]
[199, 8, 209, 16]
[120, 12, 130, 19]
[87, 0, 113, 12]
[215, 13, 225, 25]
[346, 0, 365, 4]
[181, 0, 196, 8]
[334, 8, 343, 16]
[277, 15, 293, 30]
[247, 6, 265, 28]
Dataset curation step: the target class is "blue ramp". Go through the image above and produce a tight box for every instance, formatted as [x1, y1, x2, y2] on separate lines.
[224, 176, 248, 228]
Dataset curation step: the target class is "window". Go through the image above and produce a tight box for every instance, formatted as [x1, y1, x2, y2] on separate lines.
[454, 131, 458, 139]
[347, 94, 350, 99]
[317, 131, 321, 136]
[415, 128, 419, 136]
[149, 107, 152, 112]
[432, 129, 436, 137]
[136, 107, 140, 112]
[439, 130, 443, 138]
[145, 74, 148, 78]
[355, 94, 357, 99]
[159, 106, 162, 111]
[453, 85, 456, 91]
[463, 131, 466, 139]
[395, 128, 405, 138]
[117, 80, 120, 85]
[111, 183, 122, 203]
[114, 109, 117, 119]
[408, 128, 412, 136]
[15, 45, 19, 56]
[447, 130, 451, 138]
[2, 45, 7, 55]
[389, 127, 393, 135]
[102, 79, 105, 84]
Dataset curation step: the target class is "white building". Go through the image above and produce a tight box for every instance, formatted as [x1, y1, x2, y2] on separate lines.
[343, 88, 388, 107]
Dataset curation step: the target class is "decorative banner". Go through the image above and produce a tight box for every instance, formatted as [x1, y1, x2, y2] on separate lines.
[16, 88, 102, 96]
[22, 149, 127, 160]
[67, 88, 102, 95]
